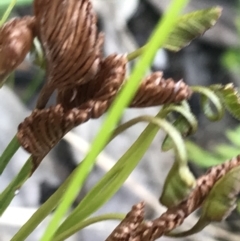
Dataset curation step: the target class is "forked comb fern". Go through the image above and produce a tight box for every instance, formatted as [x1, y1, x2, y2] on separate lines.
[0, 1, 240, 241]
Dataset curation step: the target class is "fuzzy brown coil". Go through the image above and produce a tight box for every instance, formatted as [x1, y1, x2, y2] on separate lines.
[130, 72, 192, 107]
[34, 0, 104, 108]
[57, 54, 127, 111]
[18, 105, 65, 160]
[0, 16, 35, 85]
[17, 104, 95, 170]
[17, 54, 127, 170]
[106, 156, 240, 241]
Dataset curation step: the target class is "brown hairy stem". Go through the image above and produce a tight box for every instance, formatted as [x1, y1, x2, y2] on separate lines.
[106, 156, 240, 241]
[106, 202, 145, 241]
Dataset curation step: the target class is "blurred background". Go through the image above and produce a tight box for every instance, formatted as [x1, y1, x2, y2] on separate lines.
[0, 0, 240, 240]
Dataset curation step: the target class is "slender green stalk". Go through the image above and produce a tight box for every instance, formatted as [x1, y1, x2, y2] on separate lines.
[0, 0, 16, 26]
[0, 0, 31, 8]
[40, 1, 189, 240]
[22, 70, 45, 104]
[52, 214, 124, 241]
[127, 46, 145, 61]
[0, 156, 32, 215]
[7, 72, 15, 89]
[0, 135, 20, 174]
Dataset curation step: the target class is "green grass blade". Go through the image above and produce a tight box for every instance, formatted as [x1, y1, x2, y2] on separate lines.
[0, 135, 20, 174]
[0, 0, 16, 26]
[225, 126, 240, 147]
[213, 144, 240, 160]
[186, 141, 224, 167]
[53, 214, 124, 241]
[0, 157, 32, 215]
[0, 0, 32, 8]
[40, 0, 189, 240]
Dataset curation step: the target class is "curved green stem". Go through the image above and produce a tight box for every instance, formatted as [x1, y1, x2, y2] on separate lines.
[191, 86, 224, 121]
[52, 214, 124, 241]
[110, 110, 169, 141]
[161, 103, 198, 152]
[0, 135, 20, 174]
[111, 114, 187, 161]
[163, 104, 198, 134]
